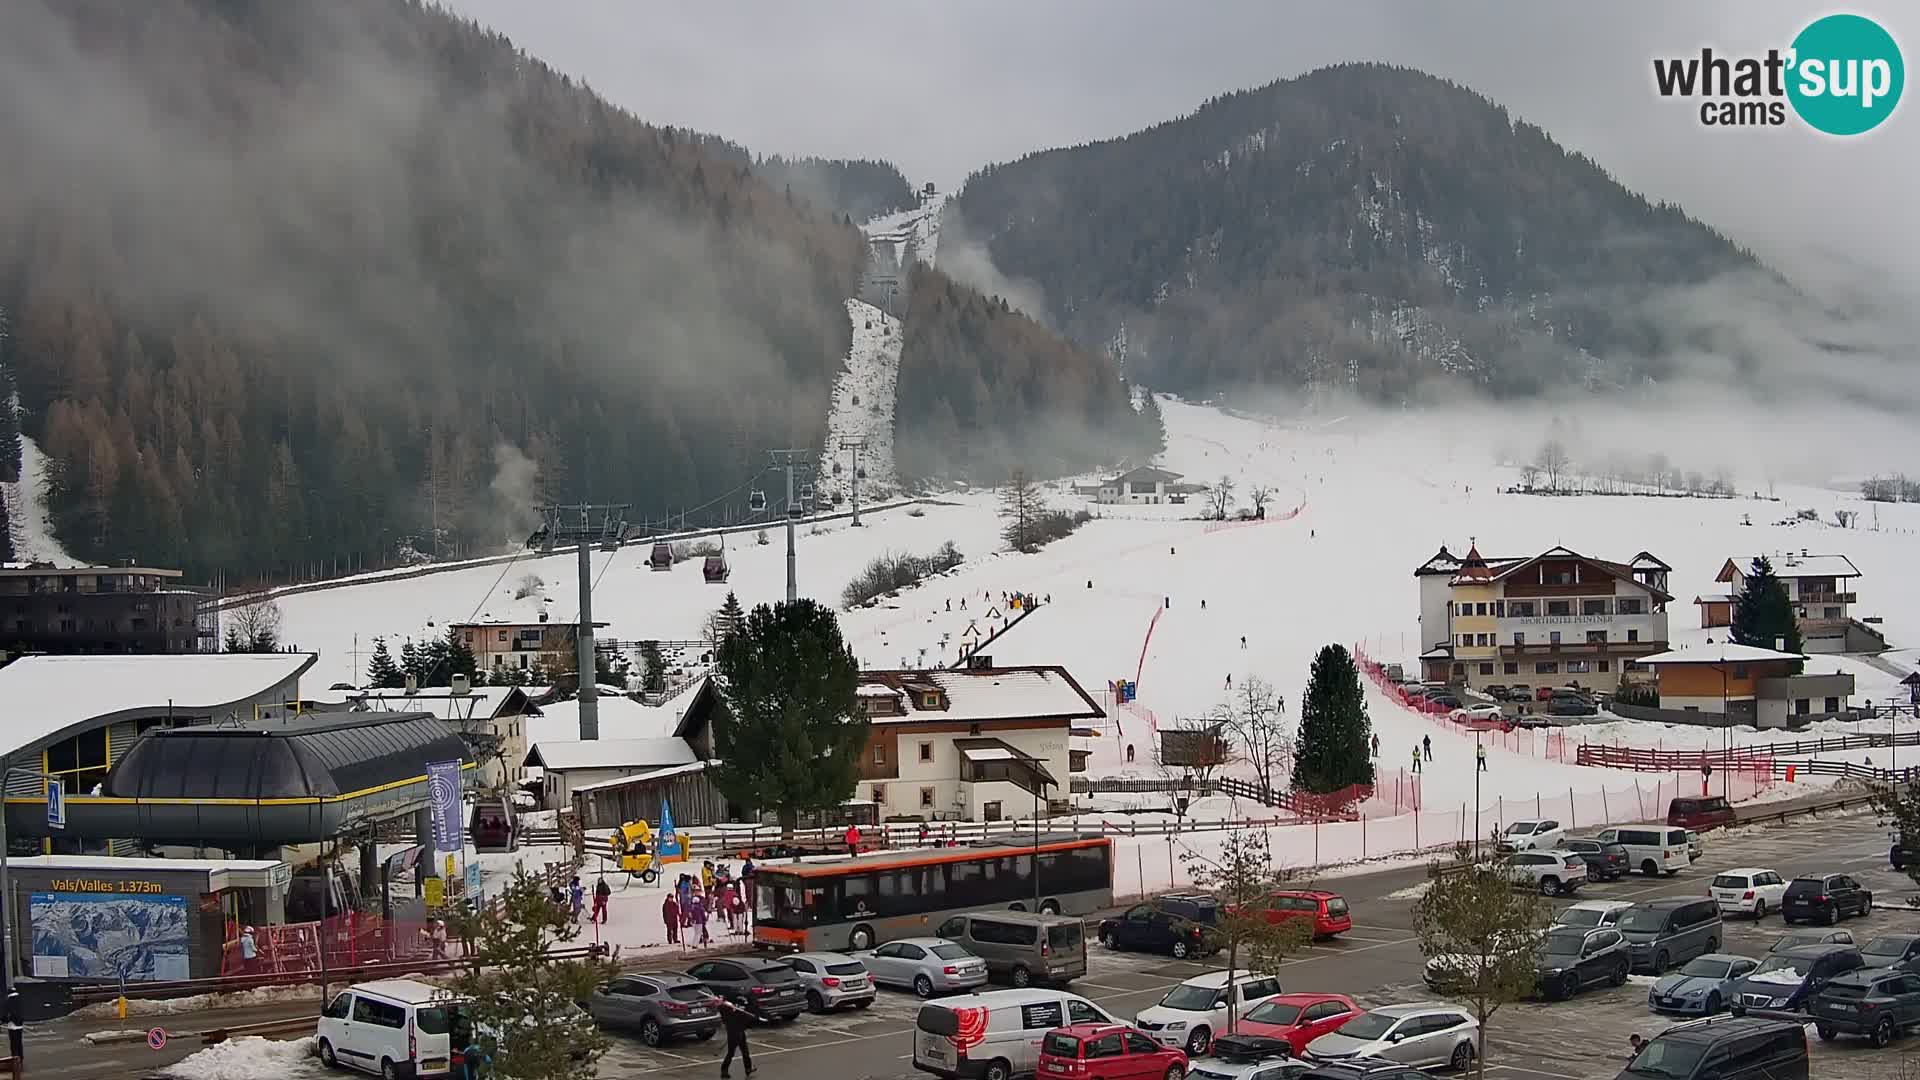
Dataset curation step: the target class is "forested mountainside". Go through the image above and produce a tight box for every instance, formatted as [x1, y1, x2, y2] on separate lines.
[952, 63, 1762, 399]
[674, 137, 918, 224]
[894, 263, 1159, 484]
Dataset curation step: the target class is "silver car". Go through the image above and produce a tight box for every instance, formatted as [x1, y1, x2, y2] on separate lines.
[777, 951, 877, 1012]
[581, 972, 720, 1047]
[853, 937, 988, 997]
[1303, 1003, 1478, 1071]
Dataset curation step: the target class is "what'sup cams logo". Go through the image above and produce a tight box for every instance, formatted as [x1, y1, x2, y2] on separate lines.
[1653, 13, 1904, 134]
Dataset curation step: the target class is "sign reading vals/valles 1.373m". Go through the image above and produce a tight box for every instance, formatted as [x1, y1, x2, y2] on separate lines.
[49, 878, 168, 894]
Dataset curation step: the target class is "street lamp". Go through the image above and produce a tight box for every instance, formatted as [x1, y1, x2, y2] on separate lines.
[1473, 730, 1483, 860]
[1721, 665, 1730, 801]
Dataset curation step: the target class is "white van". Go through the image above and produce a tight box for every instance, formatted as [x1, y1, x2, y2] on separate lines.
[914, 987, 1120, 1080]
[1593, 825, 1693, 877]
[317, 979, 458, 1078]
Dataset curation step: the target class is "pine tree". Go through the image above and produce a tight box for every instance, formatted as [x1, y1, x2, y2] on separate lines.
[0, 490, 12, 563]
[441, 625, 478, 686]
[365, 637, 404, 689]
[223, 626, 246, 653]
[716, 591, 746, 642]
[1294, 643, 1374, 793]
[1731, 556, 1804, 670]
[399, 639, 426, 686]
[710, 599, 867, 829]
[637, 640, 666, 694]
[1137, 388, 1167, 458]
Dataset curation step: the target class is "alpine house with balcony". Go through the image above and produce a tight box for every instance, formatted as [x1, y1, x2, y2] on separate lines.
[1415, 544, 1672, 694]
[1698, 552, 1885, 654]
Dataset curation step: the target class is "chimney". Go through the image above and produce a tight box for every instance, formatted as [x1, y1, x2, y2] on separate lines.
[1775, 637, 1786, 652]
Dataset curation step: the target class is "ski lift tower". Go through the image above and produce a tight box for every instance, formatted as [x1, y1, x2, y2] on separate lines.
[535, 502, 628, 740]
[768, 450, 814, 603]
[837, 436, 870, 527]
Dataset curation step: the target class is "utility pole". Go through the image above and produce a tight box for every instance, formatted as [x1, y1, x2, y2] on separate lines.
[536, 503, 628, 740]
[769, 450, 813, 603]
[838, 436, 869, 527]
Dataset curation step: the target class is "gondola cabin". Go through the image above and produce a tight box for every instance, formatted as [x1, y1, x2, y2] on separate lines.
[648, 543, 674, 571]
[703, 554, 730, 584]
[469, 795, 519, 854]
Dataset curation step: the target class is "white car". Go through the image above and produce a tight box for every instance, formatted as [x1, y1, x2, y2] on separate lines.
[1450, 704, 1504, 723]
[1553, 900, 1634, 930]
[1135, 970, 1285, 1057]
[1497, 819, 1565, 853]
[1710, 867, 1788, 919]
[1497, 850, 1589, 896]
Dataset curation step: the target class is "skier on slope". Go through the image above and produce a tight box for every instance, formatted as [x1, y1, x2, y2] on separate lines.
[1411, 745, 1422, 773]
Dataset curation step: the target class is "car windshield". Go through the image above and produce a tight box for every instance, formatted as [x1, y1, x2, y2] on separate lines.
[1324, 897, 1348, 916]
[667, 986, 713, 1002]
[1540, 934, 1585, 958]
[1043, 1033, 1081, 1058]
[1677, 958, 1732, 979]
[1161, 984, 1223, 1011]
[1243, 1001, 1302, 1025]
[931, 945, 972, 961]
[1624, 1039, 1706, 1080]
[1784, 878, 1825, 895]
[1556, 907, 1605, 928]
[1753, 956, 1811, 980]
[1615, 908, 1674, 933]
[756, 966, 800, 984]
[1505, 823, 1537, 835]
[1863, 938, 1912, 962]
[826, 962, 867, 976]
[1710, 875, 1751, 890]
[1335, 1012, 1398, 1041]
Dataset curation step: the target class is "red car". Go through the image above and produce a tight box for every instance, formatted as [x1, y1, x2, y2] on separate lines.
[1247, 890, 1352, 938]
[1039, 1023, 1188, 1080]
[1227, 993, 1360, 1054]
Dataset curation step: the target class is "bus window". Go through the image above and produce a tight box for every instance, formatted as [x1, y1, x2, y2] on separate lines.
[839, 872, 876, 918]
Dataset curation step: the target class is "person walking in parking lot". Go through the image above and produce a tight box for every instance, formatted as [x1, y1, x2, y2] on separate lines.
[718, 994, 756, 1077]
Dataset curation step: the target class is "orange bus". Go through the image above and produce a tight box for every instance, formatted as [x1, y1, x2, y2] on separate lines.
[752, 836, 1114, 952]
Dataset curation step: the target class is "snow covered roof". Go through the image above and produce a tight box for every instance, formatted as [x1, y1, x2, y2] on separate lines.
[1486, 546, 1674, 602]
[0, 653, 317, 756]
[523, 736, 698, 771]
[525, 695, 681, 745]
[1636, 644, 1808, 665]
[858, 666, 1104, 725]
[1717, 554, 1861, 581]
[570, 760, 711, 793]
[1630, 552, 1673, 571]
[348, 686, 534, 718]
[857, 683, 902, 698]
[1107, 466, 1184, 484]
[5, 854, 288, 890]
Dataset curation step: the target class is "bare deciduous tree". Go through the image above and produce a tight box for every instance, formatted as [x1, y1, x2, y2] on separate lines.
[1207, 475, 1237, 520]
[223, 598, 282, 653]
[1537, 440, 1569, 492]
[1518, 463, 1540, 491]
[1246, 484, 1272, 518]
[1217, 677, 1293, 800]
[1155, 718, 1236, 816]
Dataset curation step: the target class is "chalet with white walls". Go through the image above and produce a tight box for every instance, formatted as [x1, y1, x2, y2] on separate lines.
[1701, 553, 1885, 654]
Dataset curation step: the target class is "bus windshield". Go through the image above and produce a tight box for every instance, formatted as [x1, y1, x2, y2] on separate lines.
[752, 875, 814, 929]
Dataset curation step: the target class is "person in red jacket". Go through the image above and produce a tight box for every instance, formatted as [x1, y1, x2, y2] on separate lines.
[662, 891, 680, 944]
[844, 824, 861, 858]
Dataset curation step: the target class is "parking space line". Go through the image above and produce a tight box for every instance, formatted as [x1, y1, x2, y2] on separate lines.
[1488, 1064, 1592, 1080]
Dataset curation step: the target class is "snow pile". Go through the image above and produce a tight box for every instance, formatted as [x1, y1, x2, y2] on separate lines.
[82, 1029, 151, 1045]
[816, 298, 902, 503]
[77, 983, 322, 1019]
[864, 194, 945, 268]
[2, 437, 77, 565]
[161, 1036, 319, 1080]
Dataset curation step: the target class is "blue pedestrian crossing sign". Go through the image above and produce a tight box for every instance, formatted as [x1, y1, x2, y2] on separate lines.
[47, 777, 65, 830]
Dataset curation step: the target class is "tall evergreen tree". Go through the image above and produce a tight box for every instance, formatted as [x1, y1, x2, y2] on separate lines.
[1731, 556, 1804, 671]
[439, 625, 479, 687]
[399, 639, 426, 686]
[1294, 643, 1374, 792]
[0, 490, 13, 563]
[637, 640, 666, 694]
[0, 304, 21, 485]
[710, 599, 867, 829]
[365, 636, 404, 689]
[716, 592, 746, 642]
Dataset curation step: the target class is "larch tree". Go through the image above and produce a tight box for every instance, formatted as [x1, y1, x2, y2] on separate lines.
[710, 599, 866, 829]
[1294, 644, 1374, 793]
[1000, 469, 1046, 553]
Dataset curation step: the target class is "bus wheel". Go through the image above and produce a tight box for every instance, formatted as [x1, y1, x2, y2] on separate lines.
[1039, 900, 1061, 915]
[849, 924, 875, 950]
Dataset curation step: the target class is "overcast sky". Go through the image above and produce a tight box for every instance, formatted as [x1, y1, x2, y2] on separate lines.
[443, 1, 1916, 303]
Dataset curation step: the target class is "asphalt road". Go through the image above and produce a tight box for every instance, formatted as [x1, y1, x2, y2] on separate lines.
[45, 804, 1914, 1080]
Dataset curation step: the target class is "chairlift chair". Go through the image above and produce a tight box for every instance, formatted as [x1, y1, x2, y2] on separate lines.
[833, 461, 844, 476]
[799, 482, 815, 502]
[856, 466, 867, 479]
[703, 554, 730, 584]
[648, 543, 674, 571]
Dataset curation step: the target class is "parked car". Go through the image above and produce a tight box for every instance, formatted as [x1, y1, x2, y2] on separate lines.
[1648, 954, 1760, 1017]
[1496, 820, 1565, 853]
[1711, 868, 1789, 919]
[317, 979, 459, 1078]
[1781, 874, 1873, 925]
[853, 937, 988, 998]
[1616, 899, 1723, 974]
[1770, 928, 1853, 953]
[1237, 890, 1351, 939]
[1535, 927, 1633, 1000]
[581, 972, 720, 1046]
[1135, 970, 1285, 1056]
[913, 987, 1120, 1080]
[1668, 795, 1737, 833]
[1037, 1023, 1188, 1080]
[1730, 944, 1865, 1014]
[935, 911, 1087, 987]
[1558, 840, 1630, 882]
[1554, 900, 1634, 930]
[1185, 1036, 1312, 1080]
[1496, 850, 1588, 896]
[1099, 897, 1223, 960]
[1295, 1064, 1429, 1080]
[1302, 1003, 1478, 1071]
[1858, 933, 1920, 973]
[1685, 831, 1705, 863]
[1227, 993, 1359, 1055]
[1449, 704, 1504, 725]
[684, 957, 809, 1021]
[775, 952, 876, 1012]
[1809, 968, 1920, 1047]
[1546, 695, 1598, 717]
[1593, 825, 1693, 877]
[1618, 1015, 1808, 1080]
